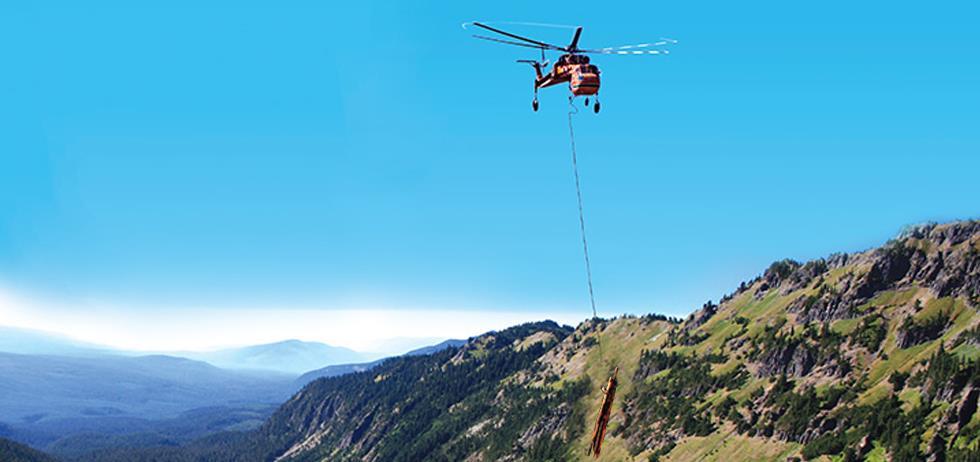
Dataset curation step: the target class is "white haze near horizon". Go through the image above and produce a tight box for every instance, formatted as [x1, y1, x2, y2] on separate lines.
[0, 285, 588, 354]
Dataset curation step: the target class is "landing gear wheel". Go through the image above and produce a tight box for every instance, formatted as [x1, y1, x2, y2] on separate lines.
[532, 99, 539, 112]
[593, 101, 601, 114]
[585, 97, 590, 106]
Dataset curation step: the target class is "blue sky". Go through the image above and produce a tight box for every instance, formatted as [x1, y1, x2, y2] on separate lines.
[1, 1, 979, 349]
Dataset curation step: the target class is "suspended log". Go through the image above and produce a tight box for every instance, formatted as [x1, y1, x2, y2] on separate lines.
[588, 367, 619, 458]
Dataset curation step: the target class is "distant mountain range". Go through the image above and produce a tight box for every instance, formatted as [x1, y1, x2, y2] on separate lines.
[0, 327, 424, 375]
[0, 352, 292, 443]
[0, 329, 464, 458]
[179, 339, 369, 375]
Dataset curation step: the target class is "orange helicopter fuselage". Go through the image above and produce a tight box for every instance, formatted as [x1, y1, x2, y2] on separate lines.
[535, 54, 600, 96]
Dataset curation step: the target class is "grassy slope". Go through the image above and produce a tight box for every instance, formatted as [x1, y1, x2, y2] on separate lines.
[537, 254, 977, 461]
[574, 318, 669, 461]
[663, 425, 800, 462]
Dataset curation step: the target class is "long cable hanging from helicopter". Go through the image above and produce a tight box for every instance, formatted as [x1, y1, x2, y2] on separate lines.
[463, 21, 676, 459]
[566, 95, 620, 458]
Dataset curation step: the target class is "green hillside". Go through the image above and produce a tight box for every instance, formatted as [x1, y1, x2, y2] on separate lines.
[64, 221, 980, 461]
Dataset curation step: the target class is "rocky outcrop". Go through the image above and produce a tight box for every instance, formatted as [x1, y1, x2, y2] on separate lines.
[956, 387, 978, 434]
[686, 301, 718, 330]
[897, 313, 950, 349]
[783, 260, 829, 293]
[756, 341, 816, 377]
[789, 289, 854, 324]
[503, 402, 574, 461]
[787, 222, 980, 324]
[898, 222, 980, 300]
[755, 260, 801, 296]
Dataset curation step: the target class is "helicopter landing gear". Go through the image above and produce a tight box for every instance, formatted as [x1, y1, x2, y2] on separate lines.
[584, 97, 590, 107]
[532, 98, 539, 112]
[593, 96, 601, 114]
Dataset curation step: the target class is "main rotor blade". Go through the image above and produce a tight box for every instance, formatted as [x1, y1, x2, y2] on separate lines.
[579, 49, 670, 55]
[471, 22, 566, 51]
[586, 39, 678, 52]
[579, 39, 677, 55]
[568, 26, 583, 51]
[472, 35, 558, 50]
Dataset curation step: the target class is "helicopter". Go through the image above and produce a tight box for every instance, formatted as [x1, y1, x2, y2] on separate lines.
[467, 22, 675, 113]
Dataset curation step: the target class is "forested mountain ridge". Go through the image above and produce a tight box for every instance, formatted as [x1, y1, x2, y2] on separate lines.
[50, 221, 980, 461]
[0, 436, 57, 462]
[260, 221, 980, 462]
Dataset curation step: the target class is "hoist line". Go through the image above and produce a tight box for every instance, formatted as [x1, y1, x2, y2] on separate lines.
[569, 98, 616, 460]
[567, 98, 604, 361]
[567, 100, 596, 320]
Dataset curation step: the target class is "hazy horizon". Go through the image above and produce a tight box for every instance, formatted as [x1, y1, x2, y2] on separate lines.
[0, 286, 586, 352]
[2, 219, 973, 352]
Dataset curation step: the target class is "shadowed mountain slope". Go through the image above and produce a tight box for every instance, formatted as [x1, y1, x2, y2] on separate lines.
[0, 436, 57, 462]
